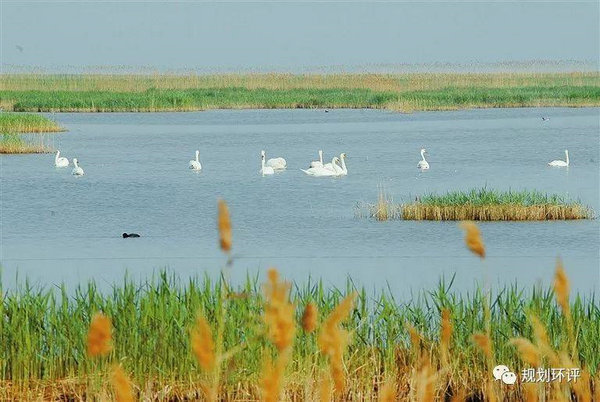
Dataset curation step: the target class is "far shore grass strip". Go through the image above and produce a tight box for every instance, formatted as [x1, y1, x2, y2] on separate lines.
[362, 188, 594, 221]
[0, 72, 598, 112]
[0, 112, 64, 133]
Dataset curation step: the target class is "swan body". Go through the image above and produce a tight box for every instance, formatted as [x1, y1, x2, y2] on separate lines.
[71, 158, 84, 176]
[189, 150, 202, 170]
[260, 151, 274, 175]
[417, 148, 430, 170]
[54, 150, 69, 167]
[310, 150, 324, 168]
[262, 150, 286, 170]
[548, 150, 569, 167]
[302, 157, 341, 177]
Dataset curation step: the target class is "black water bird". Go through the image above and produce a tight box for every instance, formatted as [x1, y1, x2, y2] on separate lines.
[122, 233, 140, 238]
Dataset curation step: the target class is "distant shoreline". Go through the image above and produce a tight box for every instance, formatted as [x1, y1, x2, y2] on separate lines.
[1, 72, 598, 113]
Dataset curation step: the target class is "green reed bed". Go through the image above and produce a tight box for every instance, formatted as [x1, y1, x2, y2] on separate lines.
[363, 189, 594, 221]
[1, 271, 598, 400]
[0, 72, 598, 112]
[0, 112, 63, 133]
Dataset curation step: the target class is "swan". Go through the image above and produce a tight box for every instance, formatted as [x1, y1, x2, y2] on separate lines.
[310, 150, 324, 168]
[260, 151, 274, 175]
[338, 153, 348, 175]
[263, 150, 287, 170]
[54, 150, 69, 167]
[302, 157, 341, 177]
[71, 158, 84, 176]
[417, 148, 430, 170]
[548, 150, 569, 167]
[189, 150, 202, 170]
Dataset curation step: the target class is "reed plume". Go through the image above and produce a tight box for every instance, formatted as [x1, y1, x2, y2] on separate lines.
[86, 312, 112, 357]
[414, 354, 437, 402]
[406, 323, 422, 356]
[217, 199, 232, 253]
[263, 268, 296, 352]
[378, 379, 396, 402]
[523, 383, 538, 402]
[553, 258, 570, 315]
[301, 302, 318, 333]
[111, 364, 134, 402]
[190, 315, 215, 371]
[459, 221, 485, 258]
[472, 332, 492, 360]
[440, 308, 452, 364]
[260, 354, 288, 402]
[528, 313, 560, 366]
[318, 372, 333, 402]
[318, 292, 357, 396]
[510, 337, 541, 366]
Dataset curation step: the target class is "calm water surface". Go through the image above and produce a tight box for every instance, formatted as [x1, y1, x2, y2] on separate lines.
[2, 108, 599, 296]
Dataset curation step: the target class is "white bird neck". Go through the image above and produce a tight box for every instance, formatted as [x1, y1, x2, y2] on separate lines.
[261, 157, 266, 169]
[55, 151, 60, 161]
[319, 150, 323, 164]
[339, 154, 347, 172]
[73, 159, 79, 168]
[421, 150, 426, 161]
[565, 150, 569, 165]
[196, 151, 200, 162]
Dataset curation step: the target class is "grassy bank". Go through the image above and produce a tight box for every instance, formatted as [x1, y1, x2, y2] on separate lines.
[362, 189, 593, 221]
[0, 133, 53, 154]
[0, 112, 63, 133]
[1, 72, 598, 112]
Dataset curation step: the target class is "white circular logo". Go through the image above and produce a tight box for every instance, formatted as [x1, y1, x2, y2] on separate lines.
[493, 365, 510, 381]
[501, 371, 517, 385]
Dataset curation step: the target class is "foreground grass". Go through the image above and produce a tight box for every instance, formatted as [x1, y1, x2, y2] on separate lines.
[361, 189, 593, 221]
[0, 112, 63, 133]
[0, 269, 598, 400]
[0, 72, 598, 112]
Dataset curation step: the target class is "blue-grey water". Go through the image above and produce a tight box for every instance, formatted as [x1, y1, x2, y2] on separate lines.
[1, 108, 599, 296]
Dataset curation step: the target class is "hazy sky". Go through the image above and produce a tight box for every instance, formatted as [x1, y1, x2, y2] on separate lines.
[1, 1, 598, 72]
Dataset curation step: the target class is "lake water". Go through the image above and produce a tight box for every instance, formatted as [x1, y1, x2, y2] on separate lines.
[2, 108, 599, 296]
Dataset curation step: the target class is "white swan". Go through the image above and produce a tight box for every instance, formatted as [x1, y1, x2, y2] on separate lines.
[71, 158, 84, 176]
[548, 150, 569, 167]
[302, 157, 340, 177]
[417, 148, 430, 170]
[189, 150, 202, 170]
[54, 150, 69, 167]
[338, 153, 348, 175]
[310, 150, 324, 168]
[260, 152, 274, 175]
[263, 150, 286, 170]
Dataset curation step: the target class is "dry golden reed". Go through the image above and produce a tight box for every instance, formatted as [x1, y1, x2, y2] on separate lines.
[440, 308, 452, 364]
[190, 315, 215, 371]
[523, 383, 538, 402]
[414, 355, 437, 402]
[378, 380, 396, 402]
[510, 338, 541, 367]
[553, 258, 570, 314]
[217, 199, 232, 252]
[459, 221, 485, 258]
[406, 323, 422, 355]
[263, 268, 296, 352]
[86, 312, 112, 357]
[529, 313, 560, 367]
[111, 364, 134, 402]
[472, 332, 492, 360]
[301, 302, 318, 333]
[318, 372, 333, 402]
[260, 355, 287, 402]
[318, 292, 357, 395]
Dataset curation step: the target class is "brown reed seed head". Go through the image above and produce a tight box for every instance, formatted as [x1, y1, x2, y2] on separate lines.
[191, 315, 215, 371]
[317, 292, 357, 395]
[459, 221, 485, 258]
[553, 258, 570, 314]
[510, 338, 541, 367]
[260, 355, 286, 402]
[301, 302, 318, 333]
[378, 380, 396, 402]
[263, 268, 296, 352]
[472, 332, 492, 359]
[217, 199, 232, 252]
[111, 364, 134, 402]
[87, 312, 112, 357]
[440, 308, 452, 351]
